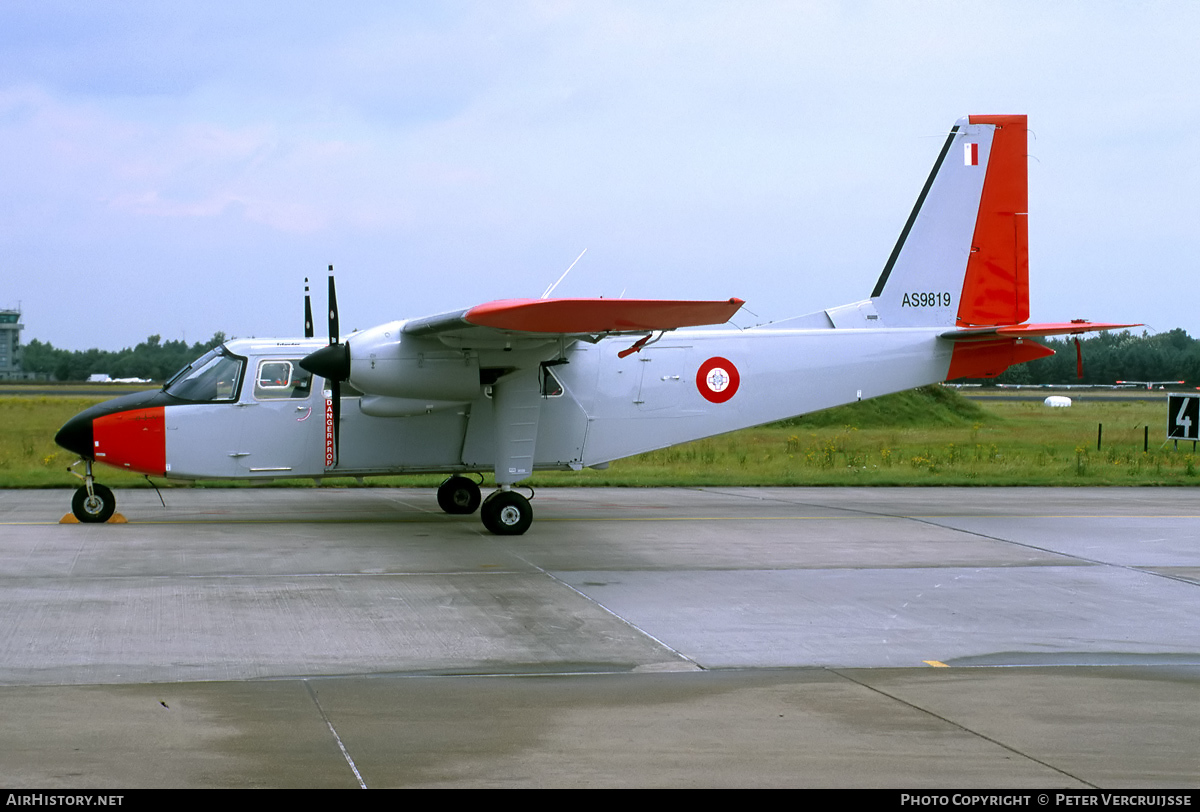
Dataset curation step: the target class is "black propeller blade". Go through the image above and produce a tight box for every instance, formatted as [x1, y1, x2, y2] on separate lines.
[328, 265, 340, 346]
[303, 277, 314, 339]
[326, 266, 341, 469]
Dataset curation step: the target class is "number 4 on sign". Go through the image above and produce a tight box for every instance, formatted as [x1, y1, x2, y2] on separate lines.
[1169, 395, 1199, 441]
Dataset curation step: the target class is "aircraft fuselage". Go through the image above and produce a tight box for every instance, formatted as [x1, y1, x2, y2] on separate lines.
[56, 325, 954, 483]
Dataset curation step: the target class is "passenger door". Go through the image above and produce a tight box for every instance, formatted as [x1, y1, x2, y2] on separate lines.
[232, 359, 324, 477]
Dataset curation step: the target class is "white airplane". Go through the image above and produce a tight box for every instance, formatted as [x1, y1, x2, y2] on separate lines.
[55, 115, 1134, 533]
[1116, 380, 1186, 390]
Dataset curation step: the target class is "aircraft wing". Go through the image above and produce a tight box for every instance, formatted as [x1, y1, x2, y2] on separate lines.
[403, 297, 745, 339]
[940, 321, 1140, 341]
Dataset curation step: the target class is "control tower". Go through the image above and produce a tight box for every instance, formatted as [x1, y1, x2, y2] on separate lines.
[0, 308, 25, 379]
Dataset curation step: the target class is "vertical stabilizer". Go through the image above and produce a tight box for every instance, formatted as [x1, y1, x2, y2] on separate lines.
[871, 115, 1029, 328]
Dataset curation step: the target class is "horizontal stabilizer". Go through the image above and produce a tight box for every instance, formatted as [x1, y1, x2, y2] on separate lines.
[941, 321, 1140, 341]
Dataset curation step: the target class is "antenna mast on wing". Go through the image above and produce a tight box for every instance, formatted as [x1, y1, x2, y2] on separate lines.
[540, 249, 587, 299]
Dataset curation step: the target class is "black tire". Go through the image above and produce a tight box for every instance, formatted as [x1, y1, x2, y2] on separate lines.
[437, 476, 482, 515]
[71, 484, 116, 523]
[480, 490, 533, 536]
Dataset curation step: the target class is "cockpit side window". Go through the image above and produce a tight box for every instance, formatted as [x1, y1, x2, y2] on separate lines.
[163, 349, 246, 402]
[254, 360, 313, 400]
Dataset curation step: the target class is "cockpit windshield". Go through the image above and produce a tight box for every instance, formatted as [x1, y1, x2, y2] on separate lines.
[163, 347, 246, 402]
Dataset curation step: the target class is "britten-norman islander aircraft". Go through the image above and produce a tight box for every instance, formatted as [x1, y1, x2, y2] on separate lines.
[55, 115, 1135, 534]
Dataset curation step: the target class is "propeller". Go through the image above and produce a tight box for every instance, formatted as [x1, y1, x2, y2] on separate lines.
[299, 266, 351, 468]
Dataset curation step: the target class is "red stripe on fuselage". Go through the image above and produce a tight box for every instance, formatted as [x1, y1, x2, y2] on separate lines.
[93, 407, 166, 476]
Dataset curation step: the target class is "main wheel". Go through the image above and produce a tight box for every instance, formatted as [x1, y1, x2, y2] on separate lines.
[71, 484, 116, 523]
[437, 476, 482, 515]
[480, 490, 533, 536]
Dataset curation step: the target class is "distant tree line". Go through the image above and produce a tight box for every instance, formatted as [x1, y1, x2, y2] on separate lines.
[21, 333, 227, 382]
[15, 328, 1200, 386]
[979, 329, 1200, 387]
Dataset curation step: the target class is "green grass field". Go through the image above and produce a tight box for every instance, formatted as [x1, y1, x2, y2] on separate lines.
[2, 387, 1196, 489]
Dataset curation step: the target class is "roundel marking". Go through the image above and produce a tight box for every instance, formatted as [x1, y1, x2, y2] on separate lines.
[696, 356, 740, 403]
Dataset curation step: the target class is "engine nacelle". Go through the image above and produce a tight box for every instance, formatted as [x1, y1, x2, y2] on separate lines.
[346, 321, 480, 401]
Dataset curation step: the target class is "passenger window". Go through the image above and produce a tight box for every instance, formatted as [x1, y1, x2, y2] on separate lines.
[255, 360, 313, 400]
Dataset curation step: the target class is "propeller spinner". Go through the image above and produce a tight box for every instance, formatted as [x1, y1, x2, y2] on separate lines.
[300, 340, 350, 382]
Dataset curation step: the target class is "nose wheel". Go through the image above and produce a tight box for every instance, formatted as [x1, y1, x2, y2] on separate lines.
[71, 483, 116, 523]
[66, 459, 117, 523]
[480, 489, 533, 536]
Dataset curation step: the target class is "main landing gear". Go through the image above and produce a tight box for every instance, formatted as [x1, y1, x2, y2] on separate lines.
[436, 475, 533, 536]
[436, 475, 482, 515]
[480, 490, 533, 536]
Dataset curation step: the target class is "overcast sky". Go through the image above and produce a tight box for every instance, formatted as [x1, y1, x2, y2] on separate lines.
[2, 1, 1196, 351]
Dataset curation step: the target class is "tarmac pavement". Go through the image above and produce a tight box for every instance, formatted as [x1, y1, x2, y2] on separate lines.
[1, 486, 1197, 788]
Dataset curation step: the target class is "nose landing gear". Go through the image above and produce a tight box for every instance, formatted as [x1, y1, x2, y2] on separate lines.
[67, 459, 117, 523]
[72, 483, 116, 523]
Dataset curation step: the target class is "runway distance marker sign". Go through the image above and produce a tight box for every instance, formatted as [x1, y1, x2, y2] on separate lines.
[1167, 394, 1199, 441]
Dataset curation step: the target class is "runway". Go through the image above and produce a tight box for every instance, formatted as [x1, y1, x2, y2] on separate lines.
[1, 486, 1198, 787]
